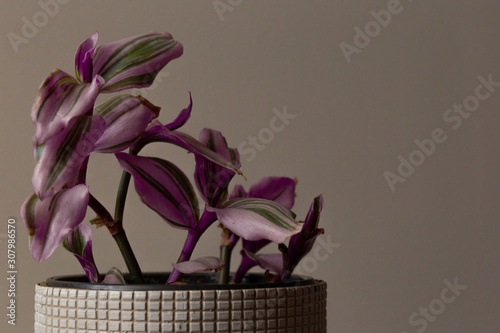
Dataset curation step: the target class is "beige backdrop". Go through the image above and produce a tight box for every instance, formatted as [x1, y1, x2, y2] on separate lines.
[1, 1, 499, 332]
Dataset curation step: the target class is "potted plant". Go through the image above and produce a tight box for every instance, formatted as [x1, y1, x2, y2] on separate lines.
[22, 31, 327, 332]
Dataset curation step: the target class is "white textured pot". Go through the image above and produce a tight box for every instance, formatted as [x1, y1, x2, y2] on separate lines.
[34, 273, 327, 333]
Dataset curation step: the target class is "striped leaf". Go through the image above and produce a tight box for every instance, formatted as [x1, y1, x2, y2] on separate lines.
[102, 267, 126, 285]
[20, 185, 90, 262]
[93, 95, 160, 153]
[135, 122, 243, 176]
[247, 177, 296, 209]
[172, 256, 225, 274]
[92, 32, 183, 92]
[285, 195, 325, 279]
[116, 153, 199, 230]
[63, 224, 100, 283]
[195, 128, 241, 207]
[32, 115, 106, 199]
[244, 250, 284, 276]
[207, 198, 302, 244]
[75, 32, 98, 83]
[31, 69, 101, 144]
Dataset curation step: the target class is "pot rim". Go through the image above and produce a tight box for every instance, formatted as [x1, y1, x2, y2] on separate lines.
[45, 272, 318, 291]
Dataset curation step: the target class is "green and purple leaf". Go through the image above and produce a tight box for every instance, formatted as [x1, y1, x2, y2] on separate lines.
[93, 95, 160, 153]
[75, 32, 98, 83]
[32, 115, 105, 199]
[244, 250, 284, 276]
[62, 224, 100, 283]
[101, 267, 126, 285]
[283, 195, 325, 279]
[172, 256, 225, 274]
[116, 153, 199, 230]
[207, 198, 302, 244]
[20, 184, 90, 262]
[135, 122, 243, 176]
[92, 32, 183, 92]
[247, 177, 296, 209]
[195, 128, 240, 207]
[32, 70, 102, 144]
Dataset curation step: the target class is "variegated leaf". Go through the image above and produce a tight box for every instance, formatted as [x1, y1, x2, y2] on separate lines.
[20, 185, 90, 262]
[244, 250, 284, 276]
[63, 224, 100, 283]
[135, 122, 243, 176]
[32, 70, 102, 144]
[101, 267, 126, 285]
[247, 177, 296, 209]
[172, 256, 225, 274]
[75, 32, 98, 83]
[33, 115, 105, 199]
[116, 153, 199, 229]
[195, 128, 240, 207]
[93, 95, 160, 153]
[207, 198, 302, 244]
[92, 32, 183, 92]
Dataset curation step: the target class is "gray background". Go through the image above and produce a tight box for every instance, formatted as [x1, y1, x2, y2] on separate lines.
[1, 1, 499, 332]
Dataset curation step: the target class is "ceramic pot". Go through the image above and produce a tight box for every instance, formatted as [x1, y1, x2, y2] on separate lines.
[34, 273, 327, 332]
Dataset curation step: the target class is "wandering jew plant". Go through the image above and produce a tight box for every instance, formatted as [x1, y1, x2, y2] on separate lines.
[21, 31, 325, 285]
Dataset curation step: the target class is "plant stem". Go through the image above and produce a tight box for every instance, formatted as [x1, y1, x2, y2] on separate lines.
[89, 194, 145, 284]
[88, 194, 114, 225]
[167, 230, 198, 284]
[112, 226, 145, 284]
[217, 244, 232, 284]
[114, 170, 132, 223]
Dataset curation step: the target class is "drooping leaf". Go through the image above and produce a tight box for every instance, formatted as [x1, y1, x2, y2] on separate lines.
[20, 185, 90, 262]
[116, 153, 199, 229]
[32, 115, 106, 199]
[172, 256, 225, 274]
[63, 224, 100, 283]
[92, 32, 183, 92]
[31, 70, 102, 144]
[164, 92, 192, 131]
[93, 95, 160, 153]
[135, 122, 243, 176]
[207, 198, 302, 244]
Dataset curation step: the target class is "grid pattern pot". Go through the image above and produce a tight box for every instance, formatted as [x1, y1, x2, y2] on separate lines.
[34, 273, 327, 333]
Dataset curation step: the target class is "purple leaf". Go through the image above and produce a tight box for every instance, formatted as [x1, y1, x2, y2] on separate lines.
[244, 250, 284, 276]
[62, 224, 100, 283]
[101, 267, 126, 285]
[207, 198, 302, 244]
[229, 184, 248, 200]
[195, 128, 240, 207]
[93, 95, 160, 153]
[92, 32, 183, 92]
[75, 32, 98, 83]
[248, 177, 296, 209]
[164, 92, 192, 131]
[284, 195, 325, 279]
[32, 115, 106, 200]
[116, 153, 199, 230]
[172, 256, 225, 274]
[32, 70, 102, 144]
[20, 184, 90, 262]
[134, 122, 243, 176]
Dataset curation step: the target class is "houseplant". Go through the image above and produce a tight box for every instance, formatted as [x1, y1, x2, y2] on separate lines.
[22, 31, 327, 332]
